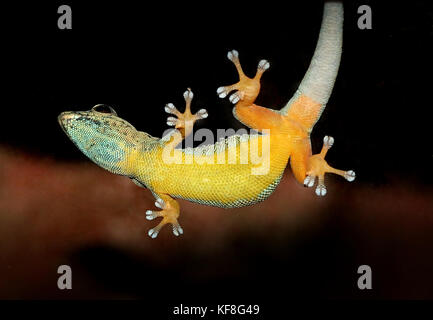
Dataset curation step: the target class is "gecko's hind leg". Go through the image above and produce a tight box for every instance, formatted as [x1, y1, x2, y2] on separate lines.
[217, 50, 270, 106]
[304, 136, 356, 196]
[145, 195, 183, 238]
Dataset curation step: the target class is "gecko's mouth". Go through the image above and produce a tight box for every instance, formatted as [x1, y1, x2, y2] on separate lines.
[58, 112, 68, 134]
[58, 113, 67, 133]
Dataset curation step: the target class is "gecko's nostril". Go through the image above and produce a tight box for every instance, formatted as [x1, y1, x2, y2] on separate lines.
[63, 112, 78, 120]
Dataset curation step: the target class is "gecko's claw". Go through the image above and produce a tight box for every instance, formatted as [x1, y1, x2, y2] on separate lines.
[258, 59, 270, 72]
[315, 184, 327, 197]
[165, 104, 182, 127]
[229, 91, 243, 104]
[145, 210, 159, 221]
[344, 170, 356, 182]
[172, 223, 184, 237]
[195, 109, 208, 119]
[323, 135, 334, 148]
[303, 175, 315, 188]
[217, 86, 230, 98]
[217, 85, 239, 99]
[166, 116, 178, 127]
[183, 88, 194, 102]
[227, 49, 239, 62]
[164, 103, 179, 115]
[155, 198, 164, 209]
[148, 227, 160, 239]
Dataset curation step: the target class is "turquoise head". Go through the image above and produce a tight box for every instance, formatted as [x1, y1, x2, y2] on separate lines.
[58, 104, 146, 175]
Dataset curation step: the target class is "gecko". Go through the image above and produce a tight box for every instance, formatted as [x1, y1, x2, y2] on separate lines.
[58, 2, 355, 238]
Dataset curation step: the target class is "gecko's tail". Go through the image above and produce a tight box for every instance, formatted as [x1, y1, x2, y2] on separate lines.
[280, 1, 343, 132]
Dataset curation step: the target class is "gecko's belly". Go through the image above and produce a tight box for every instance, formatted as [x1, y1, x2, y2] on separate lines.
[151, 163, 284, 208]
[137, 133, 291, 208]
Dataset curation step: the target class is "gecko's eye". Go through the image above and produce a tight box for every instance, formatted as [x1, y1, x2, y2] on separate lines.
[92, 104, 118, 116]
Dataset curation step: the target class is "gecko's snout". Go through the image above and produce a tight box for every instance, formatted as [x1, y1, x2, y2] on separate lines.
[58, 111, 78, 124]
[58, 111, 81, 135]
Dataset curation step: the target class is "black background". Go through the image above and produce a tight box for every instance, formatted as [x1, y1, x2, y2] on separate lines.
[1, 0, 433, 312]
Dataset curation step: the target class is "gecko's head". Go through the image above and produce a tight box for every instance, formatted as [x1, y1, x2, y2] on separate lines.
[58, 104, 154, 175]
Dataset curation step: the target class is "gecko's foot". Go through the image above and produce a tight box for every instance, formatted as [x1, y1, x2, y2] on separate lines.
[165, 88, 208, 130]
[217, 50, 269, 106]
[306, 136, 356, 197]
[146, 198, 183, 238]
[257, 59, 270, 73]
[303, 175, 316, 188]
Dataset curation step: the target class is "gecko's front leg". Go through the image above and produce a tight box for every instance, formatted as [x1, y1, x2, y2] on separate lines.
[144, 89, 208, 239]
[304, 136, 356, 196]
[165, 88, 208, 147]
[145, 194, 183, 238]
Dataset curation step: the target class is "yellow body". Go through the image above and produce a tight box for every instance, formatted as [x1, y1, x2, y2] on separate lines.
[132, 132, 289, 208]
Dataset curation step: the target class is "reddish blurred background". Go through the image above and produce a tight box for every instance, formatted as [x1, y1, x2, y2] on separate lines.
[0, 145, 432, 299]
